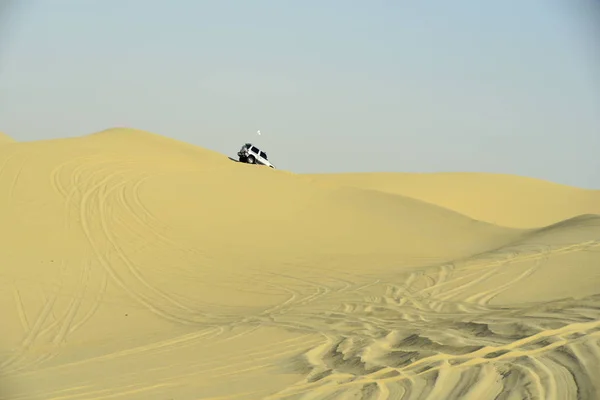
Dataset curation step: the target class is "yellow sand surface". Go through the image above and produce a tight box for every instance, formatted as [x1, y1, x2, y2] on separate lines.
[307, 172, 600, 228]
[0, 132, 15, 144]
[1, 128, 599, 400]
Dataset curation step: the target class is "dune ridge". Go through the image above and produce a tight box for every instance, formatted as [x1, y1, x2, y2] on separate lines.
[1, 128, 599, 400]
[306, 172, 600, 229]
[0, 131, 15, 143]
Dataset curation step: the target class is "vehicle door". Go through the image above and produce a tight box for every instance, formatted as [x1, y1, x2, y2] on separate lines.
[259, 151, 268, 165]
[250, 146, 260, 160]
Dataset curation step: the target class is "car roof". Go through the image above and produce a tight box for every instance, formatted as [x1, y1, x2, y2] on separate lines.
[244, 143, 269, 155]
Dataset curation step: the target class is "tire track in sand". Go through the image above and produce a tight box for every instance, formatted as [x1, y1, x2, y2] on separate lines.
[102, 178, 211, 321]
[2, 258, 107, 374]
[1, 283, 62, 373]
[124, 172, 184, 248]
[77, 166, 211, 326]
[258, 237, 600, 400]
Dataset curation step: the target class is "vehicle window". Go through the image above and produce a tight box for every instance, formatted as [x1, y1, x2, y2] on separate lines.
[251, 147, 259, 154]
[260, 152, 267, 159]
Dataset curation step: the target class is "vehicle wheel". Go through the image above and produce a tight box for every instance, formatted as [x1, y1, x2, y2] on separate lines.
[239, 156, 247, 163]
[247, 156, 255, 164]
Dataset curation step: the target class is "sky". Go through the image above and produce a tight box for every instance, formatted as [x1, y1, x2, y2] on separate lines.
[0, 1, 599, 188]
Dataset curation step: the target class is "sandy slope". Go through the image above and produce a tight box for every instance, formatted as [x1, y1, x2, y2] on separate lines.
[306, 172, 600, 228]
[0, 131, 15, 144]
[1, 128, 599, 400]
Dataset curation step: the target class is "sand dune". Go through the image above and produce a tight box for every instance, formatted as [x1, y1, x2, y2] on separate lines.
[306, 172, 600, 228]
[1, 128, 599, 400]
[0, 131, 15, 144]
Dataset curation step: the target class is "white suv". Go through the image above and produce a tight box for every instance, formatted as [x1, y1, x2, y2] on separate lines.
[237, 143, 275, 168]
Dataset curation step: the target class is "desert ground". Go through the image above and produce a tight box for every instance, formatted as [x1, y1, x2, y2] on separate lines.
[1, 128, 600, 400]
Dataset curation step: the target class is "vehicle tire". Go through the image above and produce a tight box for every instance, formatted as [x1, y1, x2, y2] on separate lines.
[247, 156, 255, 164]
[239, 156, 247, 163]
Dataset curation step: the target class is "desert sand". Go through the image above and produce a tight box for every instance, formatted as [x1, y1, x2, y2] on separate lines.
[0, 132, 15, 144]
[1, 128, 599, 400]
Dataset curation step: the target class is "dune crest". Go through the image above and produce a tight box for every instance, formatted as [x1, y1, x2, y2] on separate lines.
[1, 128, 599, 400]
[0, 131, 15, 143]
[306, 172, 600, 229]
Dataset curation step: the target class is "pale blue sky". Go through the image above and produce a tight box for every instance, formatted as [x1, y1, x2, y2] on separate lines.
[0, 1, 598, 187]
